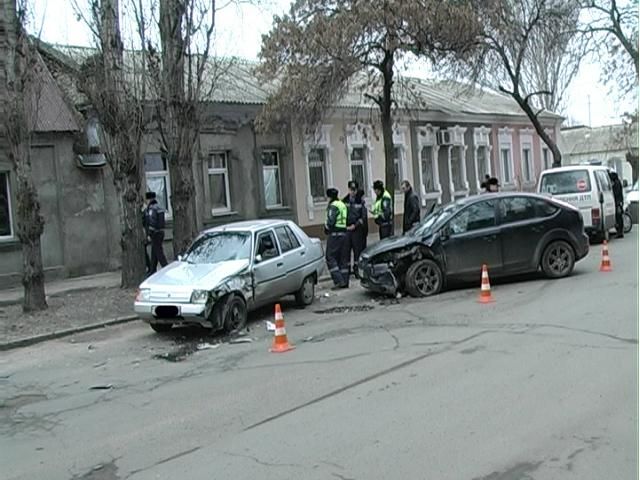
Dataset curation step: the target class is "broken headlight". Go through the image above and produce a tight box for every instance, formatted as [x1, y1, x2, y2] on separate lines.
[190, 290, 209, 304]
[135, 289, 151, 302]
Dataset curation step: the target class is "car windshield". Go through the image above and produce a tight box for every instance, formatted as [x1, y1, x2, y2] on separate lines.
[184, 231, 252, 264]
[540, 170, 591, 195]
[412, 202, 461, 236]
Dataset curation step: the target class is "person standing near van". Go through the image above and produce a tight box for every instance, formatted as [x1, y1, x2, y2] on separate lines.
[610, 171, 624, 238]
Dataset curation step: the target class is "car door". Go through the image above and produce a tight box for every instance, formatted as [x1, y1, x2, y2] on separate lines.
[274, 225, 305, 293]
[441, 199, 503, 279]
[595, 170, 616, 230]
[498, 196, 548, 273]
[252, 229, 287, 306]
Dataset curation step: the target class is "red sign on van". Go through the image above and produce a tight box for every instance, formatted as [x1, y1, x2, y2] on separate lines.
[576, 179, 587, 191]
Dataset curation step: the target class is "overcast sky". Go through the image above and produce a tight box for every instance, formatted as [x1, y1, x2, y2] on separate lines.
[30, 0, 633, 127]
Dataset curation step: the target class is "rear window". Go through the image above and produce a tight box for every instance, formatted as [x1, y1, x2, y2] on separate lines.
[540, 170, 591, 195]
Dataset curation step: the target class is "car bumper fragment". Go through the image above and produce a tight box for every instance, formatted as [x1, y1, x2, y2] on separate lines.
[359, 262, 398, 295]
[134, 302, 208, 325]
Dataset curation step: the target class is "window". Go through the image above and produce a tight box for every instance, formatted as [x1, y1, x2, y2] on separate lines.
[595, 170, 612, 192]
[350, 147, 367, 191]
[541, 170, 592, 195]
[421, 146, 437, 192]
[208, 152, 231, 213]
[450, 146, 465, 191]
[449, 200, 496, 234]
[308, 147, 327, 201]
[477, 146, 489, 180]
[256, 230, 279, 260]
[275, 225, 301, 253]
[542, 147, 551, 171]
[499, 197, 536, 223]
[185, 232, 252, 263]
[261, 150, 282, 208]
[534, 199, 559, 217]
[522, 144, 534, 182]
[0, 171, 12, 238]
[500, 147, 513, 184]
[393, 146, 403, 190]
[144, 153, 171, 215]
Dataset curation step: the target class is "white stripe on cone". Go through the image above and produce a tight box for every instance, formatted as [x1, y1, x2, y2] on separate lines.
[275, 327, 286, 336]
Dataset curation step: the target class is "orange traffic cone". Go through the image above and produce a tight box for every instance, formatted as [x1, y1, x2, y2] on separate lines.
[478, 264, 495, 304]
[600, 240, 612, 272]
[269, 304, 295, 353]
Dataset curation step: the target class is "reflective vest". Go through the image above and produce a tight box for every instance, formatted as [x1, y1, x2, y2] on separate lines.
[331, 200, 348, 229]
[372, 190, 392, 217]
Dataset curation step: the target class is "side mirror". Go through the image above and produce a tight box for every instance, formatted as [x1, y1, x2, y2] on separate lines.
[255, 254, 263, 264]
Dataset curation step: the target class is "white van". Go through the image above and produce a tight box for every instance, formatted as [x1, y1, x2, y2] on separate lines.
[537, 165, 616, 242]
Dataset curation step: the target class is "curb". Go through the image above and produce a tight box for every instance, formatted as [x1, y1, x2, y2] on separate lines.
[0, 315, 139, 351]
[0, 285, 120, 308]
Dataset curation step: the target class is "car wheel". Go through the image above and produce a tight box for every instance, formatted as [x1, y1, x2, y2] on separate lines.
[295, 275, 315, 307]
[541, 240, 575, 279]
[150, 322, 173, 333]
[219, 294, 247, 334]
[405, 259, 443, 298]
[623, 211, 633, 233]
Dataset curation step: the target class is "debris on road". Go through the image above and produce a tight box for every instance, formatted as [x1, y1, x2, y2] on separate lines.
[229, 337, 253, 344]
[196, 342, 220, 351]
[314, 305, 375, 314]
[89, 384, 113, 390]
[265, 321, 276, 332]
[303, 336, 326, 343]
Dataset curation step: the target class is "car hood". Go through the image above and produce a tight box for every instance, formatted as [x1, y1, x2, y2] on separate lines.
[141, 259, 250, 290]
[361, 235, 420, 258]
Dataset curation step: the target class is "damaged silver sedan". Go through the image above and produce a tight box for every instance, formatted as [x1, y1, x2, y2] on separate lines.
[134, 220, 324, 333]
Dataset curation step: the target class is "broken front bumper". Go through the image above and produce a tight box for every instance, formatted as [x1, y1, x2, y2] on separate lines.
[134, 302, 210, 327]
[358, 261, 398, 295]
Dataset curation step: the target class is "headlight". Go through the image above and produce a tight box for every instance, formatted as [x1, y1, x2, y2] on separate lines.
[190, 290, 209, 304]
[136, 289, 151, 302]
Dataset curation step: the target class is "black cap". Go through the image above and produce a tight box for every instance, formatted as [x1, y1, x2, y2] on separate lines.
[348, 180, 359, 190]
[326, 188, 339, 199]
[145, 192, 157, 200]
[488, 177, 500, 186]
[373, 180, 384, 191]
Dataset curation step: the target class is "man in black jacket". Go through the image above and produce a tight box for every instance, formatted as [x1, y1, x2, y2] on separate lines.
[401, 180, 421, 234]
[342, 180, 367, 278]
[143, 192, 168, 274]
[609, 171, 624, 238]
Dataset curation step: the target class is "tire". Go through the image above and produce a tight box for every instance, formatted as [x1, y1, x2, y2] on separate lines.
[217, 294, 247, 334]
[295, 275, 315, 307]
[541, 240, 575, 279]
[150, 322, 173, 333]
[404, 259, 443, 298]
[623, 212, 633, 233]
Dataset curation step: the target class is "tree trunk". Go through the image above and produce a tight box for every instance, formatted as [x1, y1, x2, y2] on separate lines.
[167, 151, 198, 256]
[118, 169, 146, 288]
[513, 93, 563, 168]
[381, 51, 396, 205]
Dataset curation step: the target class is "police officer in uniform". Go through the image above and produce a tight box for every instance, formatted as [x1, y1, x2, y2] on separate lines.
[372, 180, 394, 239]
[342, 180, 367, 279]
[143, 191, 168, 274]
[324, 188, 349, 289]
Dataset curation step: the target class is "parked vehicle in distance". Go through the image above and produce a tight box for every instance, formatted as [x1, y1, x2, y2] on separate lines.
[626, 180, 638, 225]
[537, 165, 615, 243]
[358, 193, 589, 297]
[135, 220, 324, 333]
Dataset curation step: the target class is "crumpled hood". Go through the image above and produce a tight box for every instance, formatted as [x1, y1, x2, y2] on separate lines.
[141, 259, 250, 289]
[361, 235, 419, 258]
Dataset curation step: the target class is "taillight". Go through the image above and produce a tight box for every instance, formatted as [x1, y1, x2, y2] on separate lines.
[591, 208, 601, 226]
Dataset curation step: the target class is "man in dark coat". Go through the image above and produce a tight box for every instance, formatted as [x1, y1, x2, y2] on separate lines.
[143, 192, 168, 274]
[401, 180, 421, 234]
[342, 180, 367, 278]
[609, 171, 624, 238]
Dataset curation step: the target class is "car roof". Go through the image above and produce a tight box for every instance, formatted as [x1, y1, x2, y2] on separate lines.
[203, 219, 290, 234]
[456, 192, 553, 206]
[539, 165, 610, 174]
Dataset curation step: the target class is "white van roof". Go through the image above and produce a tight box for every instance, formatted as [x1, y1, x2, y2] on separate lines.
[539, 165, 610, 176]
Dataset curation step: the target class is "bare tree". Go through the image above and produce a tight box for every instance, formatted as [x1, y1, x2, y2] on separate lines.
[464, 0, 576, 168]
[74, 0, 147, 288]
[0, 0, 47, 312]
[146, 0, 217, 256]
[257, 0, 480, 200]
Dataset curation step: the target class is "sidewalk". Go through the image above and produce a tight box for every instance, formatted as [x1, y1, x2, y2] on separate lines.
[0, 271, 121, 307]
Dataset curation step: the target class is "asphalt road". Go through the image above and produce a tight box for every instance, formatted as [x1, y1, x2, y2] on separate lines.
[1, 233, 638, 480]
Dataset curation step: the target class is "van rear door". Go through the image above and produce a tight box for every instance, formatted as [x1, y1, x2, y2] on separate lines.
[538, 169, 594, 227]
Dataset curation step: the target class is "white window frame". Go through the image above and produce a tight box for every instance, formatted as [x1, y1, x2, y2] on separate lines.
[520, 129, 535, 185]
[346, 123, 374, 198]
[445, 125, 469, 198]
[208, 151, 231, 215]
[261, 149, 283, 209]
[473, 126, 492, 191]
[498, 127, 515, 186]
[144, 153, 172, 218]
[0, 170, 14, 241]
[541, 145, 551, 171]
[416, 124, 441, 205]
[393, 125, 409, 194]
[349, 146, 369, 193]
[303, 125, 333, 219]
